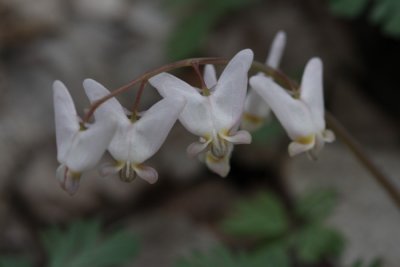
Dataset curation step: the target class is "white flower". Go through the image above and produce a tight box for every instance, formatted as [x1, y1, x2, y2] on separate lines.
[249, 57, 335, 158]
[241, 31, 286, 132]
[53, 81, 116, 195]
[83, 79, 185, 184]
[149, 49, 254, 177]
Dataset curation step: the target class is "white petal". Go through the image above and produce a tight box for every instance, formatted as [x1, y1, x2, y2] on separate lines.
[149, 72, 200, 98]
[266, 31, 286, 68]
[250, 76, 315, 140]
[149, 73, 213, 136]
[288, 139, 315, 157]
[83, 79, 128, 124]
[204, 64, 217, 89]
[187, 139, 212, 157]
[223, 130, 252, 145]
[110, 97, 185, 164]
[134, 164, 158, 184]
[53, 81, 80, 163]
[56, 164, 81, 195]
[323, 129, 335, 143]
[205, 151, 231, 177]
[63, 119, 116, 172]
[211, 49, 254, 130]
[242, 85, 271, 131]
[300, 58, 325, 131]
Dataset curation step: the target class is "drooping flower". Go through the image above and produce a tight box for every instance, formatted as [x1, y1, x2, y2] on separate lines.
[83, 79, 185, 184]
[249, 57, 335, 158]
[241, 31, 286, 132]
[53, 81, 116, 195]
[149, 49, 254, 177]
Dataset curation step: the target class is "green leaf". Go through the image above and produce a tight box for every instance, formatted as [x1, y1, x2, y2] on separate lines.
[292, 224, 345, 264]
[250, 244, 290, 267]
[174, 247, 242, 267]
[329, 0, 370, 17]
[222, 192, 289, 239]
[295, 189, 337, 222]
[166, 9, 221, 60]
[41, 220, 139, 267]
[0, 257, 32, 267]
[175, 244, 291, 267]
[252, 120, 284, 145]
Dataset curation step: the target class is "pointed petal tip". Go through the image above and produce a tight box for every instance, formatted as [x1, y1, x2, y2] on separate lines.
[276, 30, 287, 40]
[307, 57, 323, 70]
[52, 80, 68, 95]
[238, 48, 254, 61]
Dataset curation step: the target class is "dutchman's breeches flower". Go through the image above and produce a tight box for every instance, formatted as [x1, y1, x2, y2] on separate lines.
[83, 79, 185, 184]
[250, 57, 335, 158]
[149, 49, 254, 177]
[53, 81, 116, 195]
[241, 31, 286, 132]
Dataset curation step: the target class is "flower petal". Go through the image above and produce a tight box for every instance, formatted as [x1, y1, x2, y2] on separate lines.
[111, 96, 185, 164]
[242, 82, 271, 131]
[56, 164, 81, 195]
[250, 76, 315, 140]
[53, 81, 80, 163]
[300, 58, 325, 131]
[323, 129, 335, 143]
[187, 139, 212, 157]
[134, 164, 158, 184]
[149, 73, 213, 136]
[223, 130, 252, 145]
[63, 119, 116, 172]
[204, 64, 217, 89]
[83, 79, 128, 124]
[205, 151, 231, 177]
[266, 31, 286, 68]
[288, 139, 315, 157]
[211, 49, 254, 130]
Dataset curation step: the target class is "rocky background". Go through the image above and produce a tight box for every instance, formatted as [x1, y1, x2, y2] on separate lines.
[0, 0, 399, 266]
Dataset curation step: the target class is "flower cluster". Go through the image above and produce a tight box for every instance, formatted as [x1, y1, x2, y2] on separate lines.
[53, 32, 335, 195]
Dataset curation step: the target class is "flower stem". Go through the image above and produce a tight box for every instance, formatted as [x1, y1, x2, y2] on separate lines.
[82, 57, 228, 123]
[325, 112, 400, 210]
[130, 80, 147, 122]
[191, 61, 210, 96]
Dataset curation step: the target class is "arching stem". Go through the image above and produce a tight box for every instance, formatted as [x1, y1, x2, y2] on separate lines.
[325, 112, 400, 209]
[82, 57, 228, 123]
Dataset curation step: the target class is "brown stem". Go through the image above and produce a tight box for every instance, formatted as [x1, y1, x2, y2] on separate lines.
[83, 57, 228, 123]
[325, 112, 400, 210]
[192, 61, 210, 96]
[130, 80, 147, 121]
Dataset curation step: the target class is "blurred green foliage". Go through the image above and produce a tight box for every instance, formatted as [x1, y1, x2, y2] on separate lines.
[177, 190, 346, 267]
[0, 257, 32, 267]
[176, 244, 290, 267]
[222, 193, 289, 239]
[351, 258, 383, 267]
[328, 0, 400, 36]
[165, 0, 261, 60]
[0, 220, 139, 267]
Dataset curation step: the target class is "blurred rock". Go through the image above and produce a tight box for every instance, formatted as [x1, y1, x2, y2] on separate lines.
[286, 145, 400, 267]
